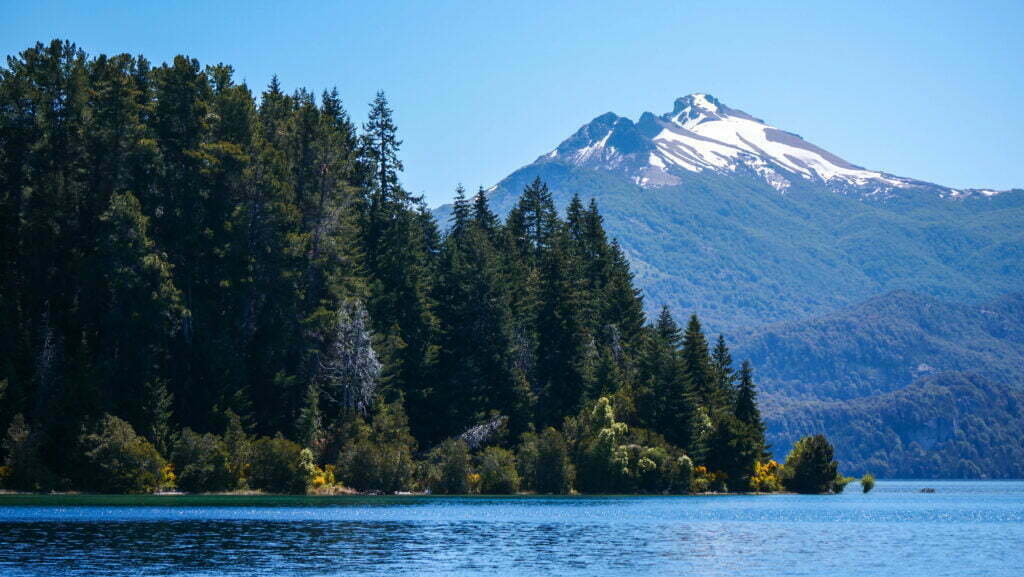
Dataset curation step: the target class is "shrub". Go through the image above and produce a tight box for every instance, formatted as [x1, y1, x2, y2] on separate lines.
[2, 414, 51, 491]
[861, 473, 876, 494]
[81, 414, 166, 494]
[633, 446, 692, 494]
[337, 400, 417, 493]
[677, 455, 694, 493]
[222, 409, 252, 486]
[782, 434, 841, 494]
[534, 427, 574, 494]
[833, 475, 854, 494]
[576, 397, 628, 493]
[516, 430, 540, 492]
[477, 446, 520, 494]
[170, 429, 235, 493]
[426, 439, 471, 494]
[749, 460, 784, 492]
[249, 435, 306, 493]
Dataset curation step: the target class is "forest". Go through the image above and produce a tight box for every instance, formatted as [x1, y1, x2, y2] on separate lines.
[0, 40, 846, 495]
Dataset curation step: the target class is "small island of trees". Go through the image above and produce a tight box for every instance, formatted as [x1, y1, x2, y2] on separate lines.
[0, 41, 848, 496]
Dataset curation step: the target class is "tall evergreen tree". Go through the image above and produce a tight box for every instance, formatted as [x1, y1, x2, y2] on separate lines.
[681, 313, 720, 412]
[635, 312, 698, 452]
[358, 91, 437, 435]
[711, 334, 736, 407]
[506, 177, 558, 267]
[534, 228, 590, 427]
[432, 187, 519, 440]
[734, 360, 767, 456]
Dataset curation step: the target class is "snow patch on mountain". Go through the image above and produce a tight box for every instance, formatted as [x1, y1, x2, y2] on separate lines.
[539, 93, 986, 198]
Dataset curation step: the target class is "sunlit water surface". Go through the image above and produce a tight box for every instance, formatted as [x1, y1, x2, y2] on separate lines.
[1, 480, 1022, 576]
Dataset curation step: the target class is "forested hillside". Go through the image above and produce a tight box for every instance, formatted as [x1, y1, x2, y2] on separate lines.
[0, 41, 823, 495]
[768, 373, 1024, 478]
[732, 292, 1024, 477]
[734, 291, 1024, 401]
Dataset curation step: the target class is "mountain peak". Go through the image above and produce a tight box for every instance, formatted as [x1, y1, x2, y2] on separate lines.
[673, 93, 721, 114]
[544, 92, 922, 195]
[665, 93, 724, 127]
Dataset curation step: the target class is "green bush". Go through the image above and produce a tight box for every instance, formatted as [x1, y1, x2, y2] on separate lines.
[515, 431, 540, 492]
[337, 400, 417, 493]
[171, 429, 235, 493]
[861, 473, 876, 494]
[576, 397, 628, 493]
[426, 439, 472, 494]
[534, 427, 574, 494]
[477, 446, 520, 494]
[249, 435, 307, 494]
[222, 409, 252, 486]
[677, 455, 695, 493]
[2, 414, 54, 491]
[81, 414, 166, 494]
[782, 434, 841, 494]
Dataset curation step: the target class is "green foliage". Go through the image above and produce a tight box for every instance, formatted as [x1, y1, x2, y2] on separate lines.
[425, 439, 472, 495]
[833, 475, 854, 494]
[533, 427, 575, 494]
[737, 292, 1024, 478]
[477, 447, 520, 494]
[782, 434, 841, 494]
[735, 291, 1024, 402]
[0, 40, 779, 494]
[222, 410, 252, 486]
[861, 473, 876, 493]
[170, 429, 235, 493]
[2, 414, 50, 491]
[248, 436, 306, 494]
[770, 372, 1024, 478]
[336, 400, 417, 493]
[80, 415, 167, 494]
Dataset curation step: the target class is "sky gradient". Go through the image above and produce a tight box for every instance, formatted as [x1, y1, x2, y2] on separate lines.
[4, 0, 1022, 207]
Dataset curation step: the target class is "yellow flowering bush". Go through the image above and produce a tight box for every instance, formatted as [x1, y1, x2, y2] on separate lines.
[749, 460, 783, 492]
[160, 463, 177, 491]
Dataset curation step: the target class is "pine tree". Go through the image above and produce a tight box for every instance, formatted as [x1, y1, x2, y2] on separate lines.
[656, 306, 683, 348]
[534, 228, 591, 427]
[95, 191, 184, 432]
[681, 313, 718, 411]
[734, 360, 767, 457]
[471, 187, 499, 238]
[712, 334, 736, 407]
[361, 90, 403, 203]
[598, 239, 645, 352]
[449, 184, 471, 237]
[432, 188, 518, 440]
[635, 318, 698, 452]
[507, 177, 558, 266]
[357, 91, 437, 433]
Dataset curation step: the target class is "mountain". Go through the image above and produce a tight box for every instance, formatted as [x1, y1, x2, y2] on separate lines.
[432, 95, 1024, 477]
[544, 93, 924, 198]
[730, 291, 1024, 477]
[438, 94, 1024, 333]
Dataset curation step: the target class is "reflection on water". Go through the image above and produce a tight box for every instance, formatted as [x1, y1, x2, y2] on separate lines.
[2, 481, 1023, 576]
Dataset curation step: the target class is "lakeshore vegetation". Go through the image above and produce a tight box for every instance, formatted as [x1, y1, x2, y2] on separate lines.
[0, 41, 847, 495]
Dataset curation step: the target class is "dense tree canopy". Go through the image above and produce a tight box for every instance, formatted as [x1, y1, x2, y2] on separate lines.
[0, 41, 807, 494]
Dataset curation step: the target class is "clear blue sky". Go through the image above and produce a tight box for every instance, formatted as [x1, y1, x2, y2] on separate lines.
[4, 0, 1022, 206]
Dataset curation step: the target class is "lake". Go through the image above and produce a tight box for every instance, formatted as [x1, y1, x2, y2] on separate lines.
[1, 480, 1022, 576]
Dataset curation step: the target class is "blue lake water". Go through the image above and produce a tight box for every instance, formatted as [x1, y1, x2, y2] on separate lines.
[1, 480, 1022, 576]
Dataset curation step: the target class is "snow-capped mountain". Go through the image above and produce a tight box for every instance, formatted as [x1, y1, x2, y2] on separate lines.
[542, 93, 1001, 199]
[436, 92, 1022, 334]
